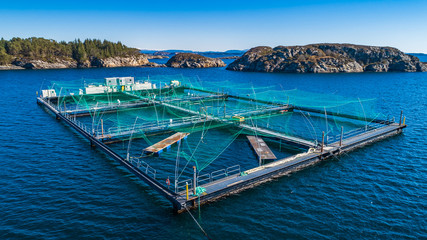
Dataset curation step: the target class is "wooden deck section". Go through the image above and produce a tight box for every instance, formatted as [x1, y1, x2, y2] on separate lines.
[247, 136, 277, 160]
[143, 132, 189, 154]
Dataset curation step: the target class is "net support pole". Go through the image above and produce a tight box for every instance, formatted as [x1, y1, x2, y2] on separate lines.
[399, 110, 403, 126]
[101, 119, 104, 137]
[193, 166, 197, 196]
[321, 131, 325, 154]
[339, 126, 344, 147]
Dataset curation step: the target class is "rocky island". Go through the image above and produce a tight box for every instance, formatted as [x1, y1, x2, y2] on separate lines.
[226, 44, 427, 73]
[166, 53, 226, 68]
[0, 37, 150, 70]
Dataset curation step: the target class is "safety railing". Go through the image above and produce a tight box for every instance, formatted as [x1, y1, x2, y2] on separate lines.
[175, 179, 193, 193]
[226, 165, 241, 176]
[62, 111, 90, 134]
[211, 169, 227, 181]
[326, 122, 392, 144]
[197, 164, 241, 186]
[197, 173, 211, 186]
[129, 157, 157, 179]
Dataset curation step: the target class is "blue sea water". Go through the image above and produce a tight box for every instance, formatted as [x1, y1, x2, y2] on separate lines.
[0, 61, 426, 239]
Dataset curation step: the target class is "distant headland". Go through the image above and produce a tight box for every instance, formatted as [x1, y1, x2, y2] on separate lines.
[227, 44, 427, 73]
[0, 37, 152, 70]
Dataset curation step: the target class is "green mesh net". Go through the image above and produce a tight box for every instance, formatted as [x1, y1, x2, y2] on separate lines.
[46, 75, 389, 188]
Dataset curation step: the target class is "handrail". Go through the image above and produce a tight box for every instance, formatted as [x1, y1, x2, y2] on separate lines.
[197, 173, 211, 186]
[176, 179, 192, 193]
[211, 169, 227, 180]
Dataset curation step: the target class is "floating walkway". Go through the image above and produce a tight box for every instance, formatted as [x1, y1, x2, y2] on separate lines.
[97, 117, 207, 141]
[247, 136, 277, 161]
[144, 132, 189, 154]
[229, 105, 291, 118]
[63, 93, 228, 117]
[161, 94, 228, 104]
[239, 124, 316, 149]
[64, 100, 152, 117]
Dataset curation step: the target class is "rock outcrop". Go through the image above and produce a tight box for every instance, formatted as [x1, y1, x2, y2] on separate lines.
[226, 44, 427, 73]
[166, 53, 226, 68]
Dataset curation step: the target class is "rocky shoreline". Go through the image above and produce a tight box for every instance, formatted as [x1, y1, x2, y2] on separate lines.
[227, 44, 427, 73]
[0, 55, 150, 70]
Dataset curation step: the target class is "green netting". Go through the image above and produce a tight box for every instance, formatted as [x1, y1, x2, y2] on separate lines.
[46, 74, 389, 178]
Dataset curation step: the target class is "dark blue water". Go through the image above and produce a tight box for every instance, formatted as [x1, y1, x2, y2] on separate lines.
[0, 64, 426, 239]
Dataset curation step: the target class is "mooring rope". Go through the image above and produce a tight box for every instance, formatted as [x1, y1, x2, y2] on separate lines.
[184, 205, 212, 240]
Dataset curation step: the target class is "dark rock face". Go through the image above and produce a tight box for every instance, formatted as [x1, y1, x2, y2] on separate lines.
[226, 44, 427, 73]
[166, 53, 226, 68]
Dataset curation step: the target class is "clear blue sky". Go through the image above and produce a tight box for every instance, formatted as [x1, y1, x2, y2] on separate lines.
[1, 0, 426, 52]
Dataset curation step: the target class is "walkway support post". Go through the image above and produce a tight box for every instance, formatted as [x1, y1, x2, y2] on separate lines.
[186, 182, 189, 200]
[399, 110, 403, 125]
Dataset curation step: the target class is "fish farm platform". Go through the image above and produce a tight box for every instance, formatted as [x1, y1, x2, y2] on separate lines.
[37, 78, 407, 213]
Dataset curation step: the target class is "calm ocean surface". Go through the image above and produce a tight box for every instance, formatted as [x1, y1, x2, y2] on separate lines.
[0, 58, 426, 239]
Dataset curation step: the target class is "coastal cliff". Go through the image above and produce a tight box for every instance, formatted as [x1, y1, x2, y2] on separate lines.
[166, 53, 226, 68]
[226, 44, 427, 73]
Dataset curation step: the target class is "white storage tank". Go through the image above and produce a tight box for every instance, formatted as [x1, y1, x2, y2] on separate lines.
[42, 89, 57, 98]
[133, 81, 154, 90]
[170, 80, 180, 87]
[85, 85, 107, 94]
